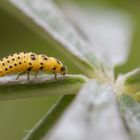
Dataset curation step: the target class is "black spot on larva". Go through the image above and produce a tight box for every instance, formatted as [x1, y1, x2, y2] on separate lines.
[7, 60, 10, 63]
[27, 67, 32, 71]
[41, 55, 48, 60]
[52, 67, 56, 71]
[5, 57, 8, 59]
[44, 57, 48, 60]
[17, 57, 20, 59]
[5, 68, 8, 71]
[39, 67, 44, 70]
[29, 62, 32, 65]
[2, 63, 5, 66]
[24, 61, 26, 63]
[30, 54, 36, 60]
[0, 59, 3, 61]
[14, 64, 17, 66]
[11, 54, 13, 56]
[9, 66, 12, 68]
[40, 62, 44, 65]
[31, 57, 36, 60]
[12, 58, 15, 61]
[19, 62, 22, 65]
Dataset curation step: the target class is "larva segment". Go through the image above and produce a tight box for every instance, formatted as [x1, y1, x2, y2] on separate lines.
[38, 54, 49, 71]
[27, 52, 39, 72]
[0, 55, 13, 75]
[47, 57, 63, 73]
[20, 52, 28, 71]
[10, 52, 26, 73]
[8, 53, 18, 72]
[16, 52, 27, 72]
[0, 63, 4, 76]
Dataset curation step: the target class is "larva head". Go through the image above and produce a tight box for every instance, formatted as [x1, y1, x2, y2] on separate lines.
[60, 65, 67, 75]
[48, 57, 67, 75]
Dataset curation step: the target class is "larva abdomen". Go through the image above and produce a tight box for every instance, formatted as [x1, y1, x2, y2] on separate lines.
[0, 52, 28, 76]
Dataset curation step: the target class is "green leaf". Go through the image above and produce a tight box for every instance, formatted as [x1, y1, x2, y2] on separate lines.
[45, 80, 129, 140]
[23, 95, 75, 140]
[0, 0, 112, 81]
[115, 68, 140, 97]
[124, 69, 140, 85]
[118, 95, 140, 140]
[57, 2, 132, 67]
[0, 74, 86, 100]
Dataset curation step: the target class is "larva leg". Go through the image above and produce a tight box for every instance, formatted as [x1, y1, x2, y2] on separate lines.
[16, 72, 25, 80]
[52, 68, 57, 80]
[27, 71, 30, 81]
[54, 73, 57, 80]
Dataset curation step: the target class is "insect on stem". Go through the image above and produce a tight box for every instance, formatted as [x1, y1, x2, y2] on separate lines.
[0, 52, 67, 80]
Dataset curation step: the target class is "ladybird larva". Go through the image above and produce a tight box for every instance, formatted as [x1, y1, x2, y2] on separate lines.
[0, 52, 67, 80]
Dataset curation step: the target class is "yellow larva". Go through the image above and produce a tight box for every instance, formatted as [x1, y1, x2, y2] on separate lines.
[0, 52, 67, 80]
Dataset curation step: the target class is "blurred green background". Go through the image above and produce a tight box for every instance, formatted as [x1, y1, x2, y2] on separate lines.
[0, 0, 140, 139]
